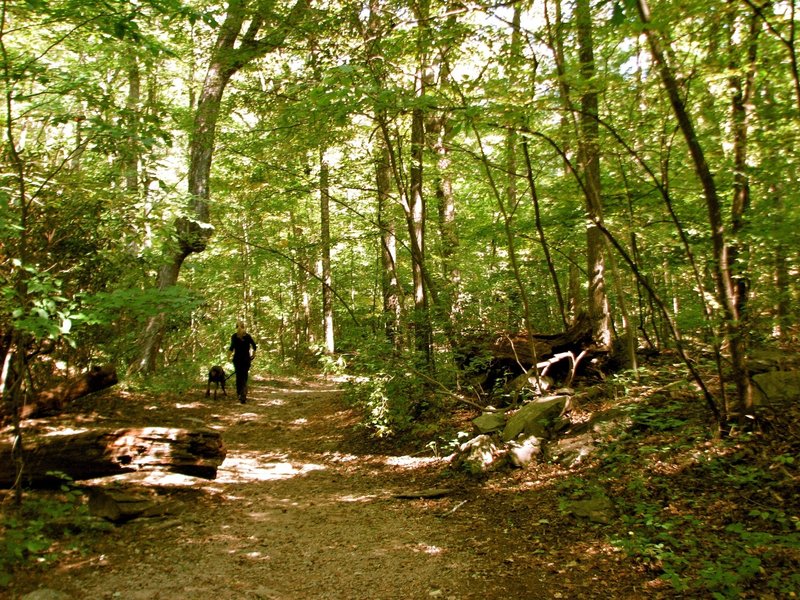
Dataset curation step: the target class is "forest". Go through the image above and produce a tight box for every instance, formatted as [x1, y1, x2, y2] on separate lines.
[2, 0, 799, 597]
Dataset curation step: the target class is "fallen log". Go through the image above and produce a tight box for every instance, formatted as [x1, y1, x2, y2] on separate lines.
[17, 365, 118, 420]
[486, 312, 594, 367]
[457, 312, 595, 393]
[0, 427, 226, 488]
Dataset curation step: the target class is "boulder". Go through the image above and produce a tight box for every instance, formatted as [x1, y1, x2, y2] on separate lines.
[455, 434, 505, 474]
[502, 396, 568, 442]
[507, 435, 542, 468]
[752, 371, 800, 406]
[550, 432, 595, 468]
[472, 412, 505, 434]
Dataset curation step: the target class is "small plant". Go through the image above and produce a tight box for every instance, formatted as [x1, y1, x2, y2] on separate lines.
[0, 473, 90, 587]
[345, 372, 421, 437]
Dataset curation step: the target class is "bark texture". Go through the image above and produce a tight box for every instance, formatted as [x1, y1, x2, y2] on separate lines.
[0, 427, 226, 487]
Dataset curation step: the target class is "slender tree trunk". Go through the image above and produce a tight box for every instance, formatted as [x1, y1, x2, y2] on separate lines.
[637, 0, 752, 428]
[728, 6, 759, 319]
[320, 151, 335, 355]
[123, 56, 140, 194]
[426, 6, 461, 344]
[377, 140, 402, 348]
[522, 140, 568, 328]
[365, 0, 402, 348]
[410, 0, 432, 363]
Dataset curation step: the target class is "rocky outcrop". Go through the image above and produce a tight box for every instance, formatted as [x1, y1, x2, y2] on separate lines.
[453, 386, 633, 474]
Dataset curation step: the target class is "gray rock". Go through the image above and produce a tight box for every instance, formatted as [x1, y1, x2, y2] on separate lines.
[456, 434, 504, 473]
[507, 435, 541, 467]
[502, 396, 568, 441]
[752, 371, 800, 405]
[550, 432, 595, 467]
[472, 412, 505, 434]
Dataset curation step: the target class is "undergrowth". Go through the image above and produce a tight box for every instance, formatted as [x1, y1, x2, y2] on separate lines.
[591, 374, 800, 599]
[0, 474, 100, 588]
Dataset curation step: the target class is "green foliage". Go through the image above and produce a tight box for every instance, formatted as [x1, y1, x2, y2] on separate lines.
[0, 474, 90, 588]
[598, 406, 800, 598]
[345, 372, 420, 438]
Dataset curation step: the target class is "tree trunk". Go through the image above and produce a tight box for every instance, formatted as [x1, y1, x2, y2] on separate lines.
[376, 140, 402, 348]
[636, 0, 752, 428]
[576, 0, 611, 349]
[130, 0, 310, 374]
[0, 427, 226, 487]
[320, 151, 335, 354]
[728, 8, 759, 319]
[410, 0, 431, 362]
[365, 0, 402, 349]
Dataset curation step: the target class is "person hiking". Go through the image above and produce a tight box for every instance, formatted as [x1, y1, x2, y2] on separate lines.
[229, 321, 257, 404]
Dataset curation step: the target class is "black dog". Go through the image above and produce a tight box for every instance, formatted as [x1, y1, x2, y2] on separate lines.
[206, 365, 229, 399]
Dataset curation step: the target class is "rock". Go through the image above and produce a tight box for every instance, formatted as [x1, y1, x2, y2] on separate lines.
[507, 435, 541, 468]
[502, 396, 568, 442]
[752, 371, 800, 406]
[565, 494, 616, 524]
[87, 487, 183, 523]
[456, 434, 504, 473]
[550, 433, 595, 467]
[472, 412, 505, 434]
[748, 350, 798, 374]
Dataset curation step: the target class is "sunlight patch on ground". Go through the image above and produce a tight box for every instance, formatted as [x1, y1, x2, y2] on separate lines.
[320, 451, 361, 463]
[282, 388, 346, 395]
[260, 397, 287, 407]
[384, 456, 443, 468]
[217, 451, 326, 483]
[43, 427, 89, 436]
[411, 543, 444, 555]
[174, 402, 206, 409]
[336, 494, 381, 503]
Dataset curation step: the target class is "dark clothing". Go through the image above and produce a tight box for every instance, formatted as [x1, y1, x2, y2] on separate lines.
[229, 333, 256, 402]
[229, 333, 257, 366]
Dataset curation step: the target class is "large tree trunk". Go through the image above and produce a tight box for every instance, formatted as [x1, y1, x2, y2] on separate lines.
[130, 0, 310, 375]
[576, 0, 611, 348]
[0, 427, 226, 487]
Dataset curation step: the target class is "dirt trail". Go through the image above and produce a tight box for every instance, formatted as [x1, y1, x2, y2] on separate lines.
[8, 377, 645, 600]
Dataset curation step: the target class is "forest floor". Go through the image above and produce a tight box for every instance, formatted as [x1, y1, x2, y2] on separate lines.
[3, 367, 799, 599]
